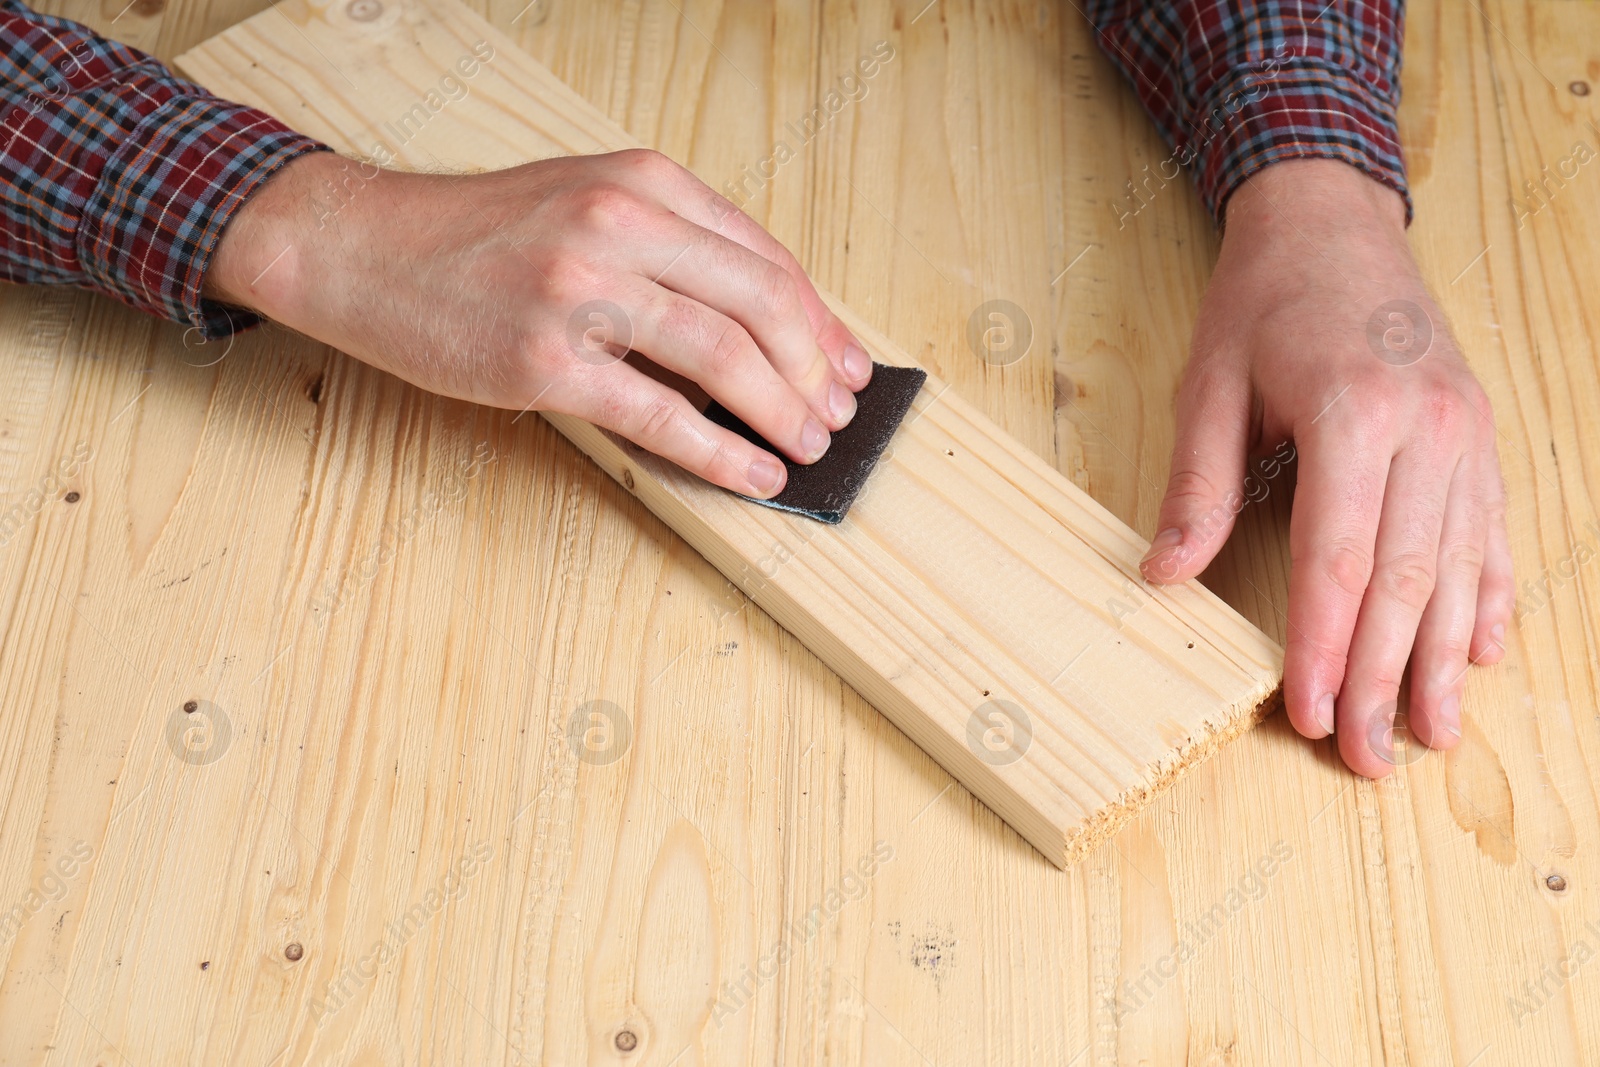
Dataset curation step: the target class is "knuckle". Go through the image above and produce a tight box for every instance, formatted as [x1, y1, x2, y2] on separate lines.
[1349, 387, 1400, 441]
[573, 182, 643, 230]
[1366, 661, 1407, 696]
[1430, 638, 1472, 673]
[1376, 552, 1437, 609]
[1455, 378, 1493, 423]
[1165, 466, 1226, 508]
[1313, 386, 1392, 449]
[617, 148, 676, 180]
[1322, 540, 1375, 599]
[706, 319, 755, 375]
[752, 265, 804, 326]
[632, 393, 682, 442]
[1419, 384, 1467, 438]
[1439, 536, 1486, 579]
[1163, 468, 1237, 541]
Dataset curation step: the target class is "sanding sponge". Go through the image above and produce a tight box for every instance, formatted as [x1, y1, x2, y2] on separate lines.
[702, 363, 927, 524]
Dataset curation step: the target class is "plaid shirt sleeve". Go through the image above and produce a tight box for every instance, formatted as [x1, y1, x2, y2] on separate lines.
[1084, 0, 1409, 225]
[0, 0, 329, 338]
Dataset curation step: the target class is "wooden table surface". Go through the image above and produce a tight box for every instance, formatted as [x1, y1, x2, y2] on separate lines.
[1, 0, 1597, 1063]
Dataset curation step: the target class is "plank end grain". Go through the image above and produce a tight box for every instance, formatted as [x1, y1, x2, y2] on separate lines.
[174, 0, 1285, 869]
[1060, 684, 1285, 866]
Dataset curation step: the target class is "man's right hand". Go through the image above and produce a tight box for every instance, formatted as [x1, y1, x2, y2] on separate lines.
[205, 148, 874, 499]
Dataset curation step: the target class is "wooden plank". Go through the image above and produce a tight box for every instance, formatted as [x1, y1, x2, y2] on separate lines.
[3, 0, 1599, 1062]
[173, 0, 1282, 868]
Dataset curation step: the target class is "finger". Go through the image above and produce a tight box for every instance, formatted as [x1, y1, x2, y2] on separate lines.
[704, 204, 872, 387]
[1471, 443, 1514, 664]
[617, 149, 871, 388]
[562, 359, 788, 498]
[637, 217, 858, 432]
[1282, 423, 1390, 743]
[1405, 449, 1486, 751]
[1335, 443, 1457, 778]
[1140, 360, 1253, 584]
[629, 281, 831, 465]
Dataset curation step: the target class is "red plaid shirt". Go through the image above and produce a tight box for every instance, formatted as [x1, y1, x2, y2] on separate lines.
[0, 0, 327, 339]
[0, 1, 1406, 339]
[1085, 0, 1409, 223]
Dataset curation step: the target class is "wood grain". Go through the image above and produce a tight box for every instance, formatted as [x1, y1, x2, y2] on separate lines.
[0, 0, 1597, 1063]
[169, 0, 1282, 869]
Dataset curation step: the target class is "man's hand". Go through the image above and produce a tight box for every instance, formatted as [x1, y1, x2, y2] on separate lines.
[206, 148, 873, 499]
[1138, 159, 1514, 777]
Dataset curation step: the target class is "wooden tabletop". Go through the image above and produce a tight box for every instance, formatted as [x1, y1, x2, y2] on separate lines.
[2, 0, 1597, 1063]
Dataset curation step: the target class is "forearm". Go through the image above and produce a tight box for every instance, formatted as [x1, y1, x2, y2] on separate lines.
[0, 0, 329, 336]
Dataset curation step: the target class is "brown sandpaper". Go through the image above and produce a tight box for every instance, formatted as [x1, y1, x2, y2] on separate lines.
[701, 363, 927, 524]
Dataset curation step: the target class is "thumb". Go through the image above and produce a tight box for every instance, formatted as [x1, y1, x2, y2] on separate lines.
[1140, 366, 1252, 584]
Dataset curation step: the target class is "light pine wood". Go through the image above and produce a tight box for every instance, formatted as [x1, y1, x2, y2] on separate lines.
[168, 0, 1283, 869]
[0, 0, 1596, 1063]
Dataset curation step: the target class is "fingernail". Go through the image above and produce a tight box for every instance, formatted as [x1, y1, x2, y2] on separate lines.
[748, 455, 785, 496]
[801, 418, 830, 461]
[1315, 693, 1336, 735]
[829, 380, 857, 425]
[1490, 622, 1505, 648]
[1140, 527, 1183, 567]
[843, 343, 871, 382]
[1439, 693, 1461, 738]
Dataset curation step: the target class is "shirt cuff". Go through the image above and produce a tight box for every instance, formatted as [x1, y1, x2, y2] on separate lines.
[1181, 57, 1412, 226]
[78, 85, 329, 340]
